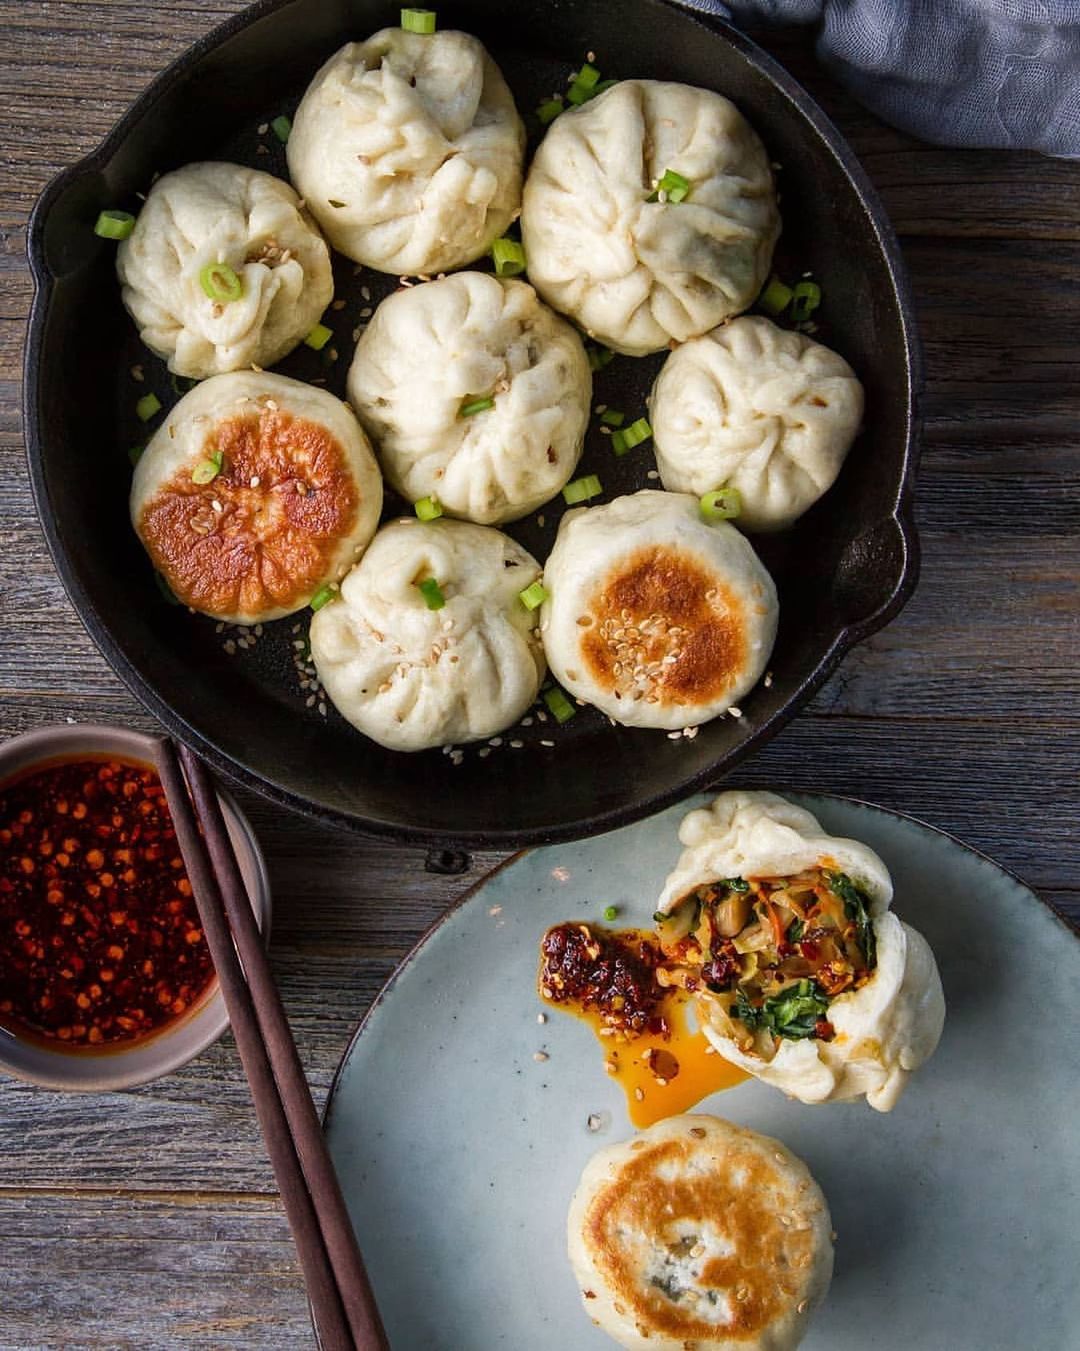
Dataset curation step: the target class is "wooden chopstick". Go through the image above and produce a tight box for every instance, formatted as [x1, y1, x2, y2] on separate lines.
[155, 739, 389, 1351]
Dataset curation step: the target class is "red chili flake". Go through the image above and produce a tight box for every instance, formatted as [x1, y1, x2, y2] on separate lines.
[0, 758, 214, 1049]
[539, 923, 664, 1036]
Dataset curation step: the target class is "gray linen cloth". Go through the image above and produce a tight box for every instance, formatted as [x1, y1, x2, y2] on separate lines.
[677, 0, 1080, 157]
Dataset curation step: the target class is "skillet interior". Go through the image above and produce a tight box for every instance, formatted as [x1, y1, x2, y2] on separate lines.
[24, 0, 920, 845]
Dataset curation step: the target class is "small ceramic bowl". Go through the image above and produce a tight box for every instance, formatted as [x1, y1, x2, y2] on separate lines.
[0, 723, 271, 1091]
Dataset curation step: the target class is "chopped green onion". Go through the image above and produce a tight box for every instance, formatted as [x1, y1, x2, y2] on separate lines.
[401, 7, 436, 33]
[136, 393, 161, 422]
[562, 474, 602, 505]
[647, 168, 691, 204]
[128, 445, 144, 466]
[154, 572, 180, 606]
[310, 583, 339, 612]
[700, 487, 742, 522]
[199, 261, 244, 303]
[305, 322, 333, 351]
[600, 408, 625, 427]
[518, 581, 548, 611]
[603, 905, 618, 922]
[592, 79, 617, 95]
[569, 62, 600, 90]
[759, 276, 794, 316]
[491, 235, 527, 277]
[94, 209, 136, 241]
[271, 115, 292, 143]
[417, 577, 445, 610]
[652, 910, 668, 924]
[790, 280, 822, 322]
[586, 344, 614, 372]
[170, 372, 197, 397]
[536, 96, 564, 124]
[613, 417, 652, 455]
[414, 496, 443, 522]
[192, 450, 224, 485]
[543, 686, 577, 724]
[459, 395, 495, 417]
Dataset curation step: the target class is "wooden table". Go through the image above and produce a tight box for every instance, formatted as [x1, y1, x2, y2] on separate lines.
[1, 4, 1077, 1346]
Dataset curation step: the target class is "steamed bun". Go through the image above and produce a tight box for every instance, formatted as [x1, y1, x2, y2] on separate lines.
[521, 80, 779, 356]
[347, 273, 591, 524]
[116, 163, 333, 379]
[568, 1114, 833, 1351]
[655, 791, 946, 1112]
[286, 29, 524, 275]
[650, 316, 864, 532]
[310, 518, 545, 751]
[130, 372, 382, 624]
[540, 490, 777, 730]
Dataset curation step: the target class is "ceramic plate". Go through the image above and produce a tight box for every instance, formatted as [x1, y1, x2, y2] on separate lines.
[323, 794, 1080, 1349]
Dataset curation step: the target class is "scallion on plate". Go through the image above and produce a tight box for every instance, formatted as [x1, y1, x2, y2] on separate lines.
[94, 210, 136, 241]
[401, 8, 437, 33]
[700, 486, 742, 522]
[518, 581, 548, 611]
[199, 262, 244, 303]
[562, 474, 602, 505]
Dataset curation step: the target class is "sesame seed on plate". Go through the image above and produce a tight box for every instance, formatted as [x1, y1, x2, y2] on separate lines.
[533, 1051, 549, 1063]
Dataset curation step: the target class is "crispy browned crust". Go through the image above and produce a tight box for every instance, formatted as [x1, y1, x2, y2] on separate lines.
[580, 547, 748, 709]
[583, 1131, 819, 1341]
[138, 410, 360, 616]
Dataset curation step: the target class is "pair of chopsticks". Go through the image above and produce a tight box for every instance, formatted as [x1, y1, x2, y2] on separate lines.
[155, 738, 388, 1351]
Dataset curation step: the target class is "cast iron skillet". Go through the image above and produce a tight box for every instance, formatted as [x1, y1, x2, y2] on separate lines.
[24, 0, 921, 847]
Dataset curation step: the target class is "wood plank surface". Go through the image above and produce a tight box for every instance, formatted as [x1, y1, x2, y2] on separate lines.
[1, 4, 1078, 1348]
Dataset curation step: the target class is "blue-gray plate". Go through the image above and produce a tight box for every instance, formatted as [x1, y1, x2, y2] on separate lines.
[323, 794, 1079, 1349]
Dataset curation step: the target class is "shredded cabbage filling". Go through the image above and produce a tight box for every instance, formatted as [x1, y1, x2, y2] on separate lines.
[654, 866, 876, 1052]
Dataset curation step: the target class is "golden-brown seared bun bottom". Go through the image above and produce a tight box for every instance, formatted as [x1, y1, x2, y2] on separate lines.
[567, 1114, 833, 1351]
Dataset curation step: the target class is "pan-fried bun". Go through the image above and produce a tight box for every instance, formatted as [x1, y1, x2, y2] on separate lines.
[131, 372, 382, 624]
[540, 490, 777, 729]
[568, 1114, 833, 1351]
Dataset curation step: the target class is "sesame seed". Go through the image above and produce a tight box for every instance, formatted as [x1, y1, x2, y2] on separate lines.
[533, 1051, 549, 1063]
[587, 1113, 602, 1131]
[510, 739, 524, 749]
[540, 739, 555, 747]
[667, 730, 681, 740]
[318, 703, 327, 717]
[728, 706, 743, 718]
[331, 299, 347, 310]
[633, 1087, 645, 1102]
[360, 285, 371, 300]
[646, 469, 659, 480]
[797, 1300, 809, 1314]
[306, 695, 316, 708]
[764, 671, 774, 688]
[223, 640, 236, 655]
[257, 122, 269, 134]
[537, 1013, 547, 1024]
[489, 737, 503, 747]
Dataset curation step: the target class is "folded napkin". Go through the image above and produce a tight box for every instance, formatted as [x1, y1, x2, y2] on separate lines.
[678, 0, 1080, 157]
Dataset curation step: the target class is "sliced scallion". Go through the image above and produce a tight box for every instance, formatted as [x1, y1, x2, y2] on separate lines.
[128, 445, 144, 466]
[518, 581, 548, 611]
[401, 7, 437, 33]
[536, 96, 564, 125]
[136, 392, 161, 422]
[491, 236, 526, 277]
[199, 262, 244, 303]
[417, 577, 446, 610]
[600, 408, 625, 427]
[700, 486, 742, 522]
[562, 474, 602, 505]
[759, 276, 794, 316]
[586, 344, 614, 372]
[94, 209, 136, 241]
[304, 322, 333, 351]
[790, 279, 822, 322]
[647, 168, 691, 204]
[271, 115, 292, 143]
[310, 583, 339, 612]
[414, 495, 443, 522]
[603, 905, 618, 921]
[566, 61, 601, 105]
[612, 416, 651, 456]
[192, 450, 224, 485]
[170, 372, 197, 397]
[543, 686, 577, 724]
[459, 395, 495, 417]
